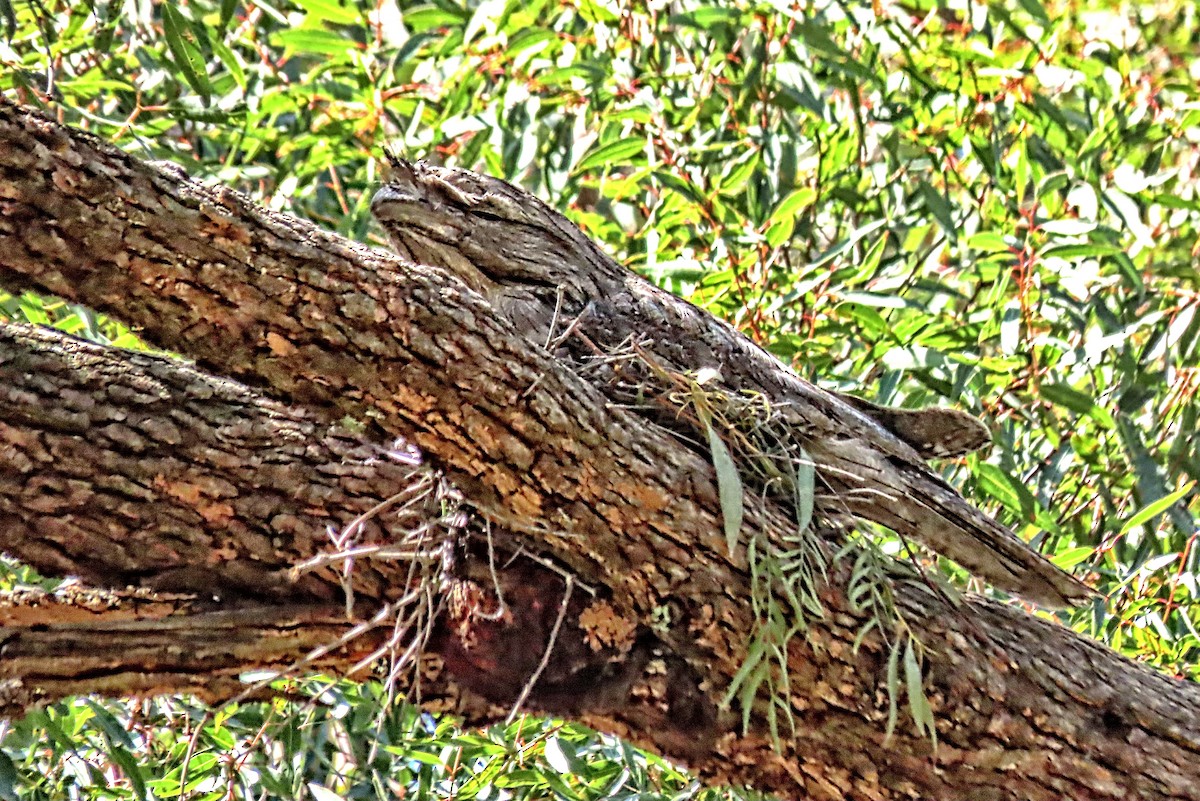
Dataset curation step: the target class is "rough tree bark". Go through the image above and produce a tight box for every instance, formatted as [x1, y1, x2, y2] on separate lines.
[1, 98, 1198, 800]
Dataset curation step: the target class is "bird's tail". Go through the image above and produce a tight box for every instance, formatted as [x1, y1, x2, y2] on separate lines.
[821, 456, 1095, 608]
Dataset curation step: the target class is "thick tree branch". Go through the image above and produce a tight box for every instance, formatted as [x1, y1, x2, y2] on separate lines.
[0, 322, 438, 602]
[1, 99, 1198, 800]
[0, 97, 752, 616]
[0, 322, 715, 760]
[0, 602, 392, 716]
[372, 160, 1091, 608]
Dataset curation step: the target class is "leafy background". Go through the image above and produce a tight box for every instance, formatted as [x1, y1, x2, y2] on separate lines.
[1, 0, 1198, 797]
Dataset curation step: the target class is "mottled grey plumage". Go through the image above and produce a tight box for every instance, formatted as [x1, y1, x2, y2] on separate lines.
[371, 158, 1095, 608]
[830, 391, 991, 461]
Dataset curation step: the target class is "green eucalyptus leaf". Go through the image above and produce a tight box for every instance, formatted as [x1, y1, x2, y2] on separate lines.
[162, 3, 213, 103]
[706, 423, 745, 555]
[573, 137, 647, 173]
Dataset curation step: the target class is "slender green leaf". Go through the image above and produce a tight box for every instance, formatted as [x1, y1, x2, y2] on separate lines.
[706, 424, 745, 554]
[1118, 481, 1196, 537]
[162, 3, 213, 102]
[573, 137, 647, 173]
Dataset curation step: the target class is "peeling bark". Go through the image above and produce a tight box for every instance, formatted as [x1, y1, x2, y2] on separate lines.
[1, 98, 1199, 800]
[0, 601, 388, 716]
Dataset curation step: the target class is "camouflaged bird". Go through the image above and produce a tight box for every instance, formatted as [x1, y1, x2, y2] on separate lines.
[371, 157, 1094, 608]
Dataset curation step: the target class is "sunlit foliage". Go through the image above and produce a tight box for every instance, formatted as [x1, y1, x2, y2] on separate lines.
[1, 0, 1197, 796]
